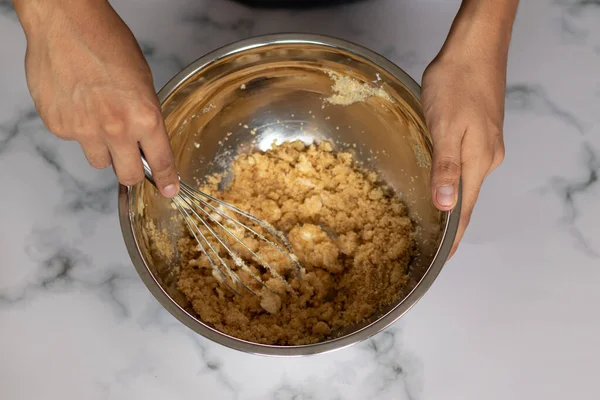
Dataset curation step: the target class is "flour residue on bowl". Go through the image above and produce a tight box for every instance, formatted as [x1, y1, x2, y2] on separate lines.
[414, 143, 431, 168]
[325, 71, 394, 106]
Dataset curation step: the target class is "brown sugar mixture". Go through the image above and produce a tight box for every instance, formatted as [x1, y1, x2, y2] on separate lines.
[176, 140, 416, 345]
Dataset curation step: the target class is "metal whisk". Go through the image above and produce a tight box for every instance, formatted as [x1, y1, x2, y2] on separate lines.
[141, 154, 302, 296]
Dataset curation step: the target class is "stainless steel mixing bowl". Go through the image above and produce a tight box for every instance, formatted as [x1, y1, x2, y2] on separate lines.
[119, 34, 460, 356]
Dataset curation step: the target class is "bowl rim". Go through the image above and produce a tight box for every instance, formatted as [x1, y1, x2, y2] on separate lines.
[118, 33, 461, 357]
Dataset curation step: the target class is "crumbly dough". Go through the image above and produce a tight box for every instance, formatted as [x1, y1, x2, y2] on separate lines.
[176, 140, 415, 345]
[325, 71, 394, 106]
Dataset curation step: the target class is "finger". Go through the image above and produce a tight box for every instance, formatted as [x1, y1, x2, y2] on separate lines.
[430, 126, 464, 211]
[137, 113, 179, 198]
[488, 140, 506, 176]
[79, 138, 112, 169]
[106, 139, 145, 187]
[448, 156, 488, 259]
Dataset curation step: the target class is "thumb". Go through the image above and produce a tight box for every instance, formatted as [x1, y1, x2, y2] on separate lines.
[137, 109, 180, 198]
[430, 128, 462, 211]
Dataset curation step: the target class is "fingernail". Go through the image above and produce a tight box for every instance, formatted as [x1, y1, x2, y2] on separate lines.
[436, 185, 455, 207]
[163, 183, 179, 198]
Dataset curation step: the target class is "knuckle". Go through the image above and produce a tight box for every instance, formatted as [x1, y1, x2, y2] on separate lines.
[423, 61, 441, 81]
[493, 143, 506, 166]
[427, 117, 454, 137]
[45, 118, 69, 139]
[134, 104, 163, 132]
[153, 156, 174, 174]
[86, 153, 111, 169]
[427, 120, 444, 136]
[489, 124, 503, 140]
[429, 118, 465, 144]
[75, 127, 97, 141]
[89, 159, 111, 169]
[118, 170, 144, 186]
[433, 156, 461, 178]
[101, 115, 127, 138]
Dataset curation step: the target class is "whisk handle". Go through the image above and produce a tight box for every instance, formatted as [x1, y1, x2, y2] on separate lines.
[139, 150, 157, 186]
[138, 149, 181, 190]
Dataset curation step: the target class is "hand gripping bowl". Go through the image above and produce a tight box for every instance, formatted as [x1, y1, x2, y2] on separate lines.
[118, 34, 460, 356]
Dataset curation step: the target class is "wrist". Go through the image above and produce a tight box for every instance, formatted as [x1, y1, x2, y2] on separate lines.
[438, 0, 518, 65]
[12, 0, 45, 36]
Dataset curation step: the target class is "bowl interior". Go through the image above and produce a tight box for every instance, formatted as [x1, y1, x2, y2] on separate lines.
[125, 39, 449, 353]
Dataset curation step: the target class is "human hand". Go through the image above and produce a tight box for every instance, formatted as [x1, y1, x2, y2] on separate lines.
[14, 0, 179, 197]
[421, 38, 508, 257]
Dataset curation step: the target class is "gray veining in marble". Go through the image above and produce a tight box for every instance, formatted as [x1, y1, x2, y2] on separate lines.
[1, 0, 599, 399]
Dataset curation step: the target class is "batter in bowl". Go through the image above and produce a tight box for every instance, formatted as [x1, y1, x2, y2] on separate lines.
[176, 140, 416, 345]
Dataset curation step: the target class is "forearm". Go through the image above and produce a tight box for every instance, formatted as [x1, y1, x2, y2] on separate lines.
[440, 0, 519, 64]
[12, 0, 110, 37]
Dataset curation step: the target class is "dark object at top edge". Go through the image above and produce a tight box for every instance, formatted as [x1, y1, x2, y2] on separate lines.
[231, 0, 367, 10]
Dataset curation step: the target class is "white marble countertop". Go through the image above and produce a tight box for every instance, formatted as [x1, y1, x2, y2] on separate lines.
[1, 0, 599, 399]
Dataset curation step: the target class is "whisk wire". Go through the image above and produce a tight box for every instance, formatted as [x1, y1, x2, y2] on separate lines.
[180, 184, 300, 288]
[180, 196, 265, 294]
[173, 198, 245, 295]
[141, 152, 301, 296]
[181, 183, 302, 275]
[176, 194, 268, 294]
